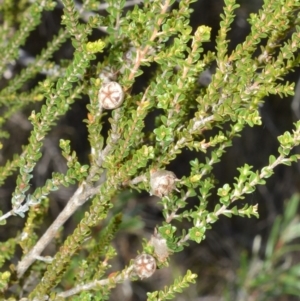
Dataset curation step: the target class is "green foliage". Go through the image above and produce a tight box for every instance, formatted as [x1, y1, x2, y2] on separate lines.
[0, 0, 299, 300]
[147, 270, 197, 301]
[236, 194, 300, 300]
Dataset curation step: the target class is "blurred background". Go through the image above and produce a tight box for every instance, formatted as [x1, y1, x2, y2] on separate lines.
[1, 0, 300, 300]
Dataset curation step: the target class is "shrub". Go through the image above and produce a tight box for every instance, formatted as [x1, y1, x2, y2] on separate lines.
[0, 0, 300, 300]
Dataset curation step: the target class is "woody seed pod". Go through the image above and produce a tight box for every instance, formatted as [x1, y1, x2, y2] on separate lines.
[149, 229, 170, 262]
[98, 66, 117, 84]
[98, 81, 124, 110]
[133, 253, 156, 279]
[150, 170, 178, 198]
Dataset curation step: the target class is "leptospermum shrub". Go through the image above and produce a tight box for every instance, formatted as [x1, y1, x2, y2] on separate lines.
[0, 0, 300, 300]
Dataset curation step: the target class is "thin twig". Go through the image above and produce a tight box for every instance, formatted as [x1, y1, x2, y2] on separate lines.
[16, 182, 101, 278]
[57, 266, 134, 298]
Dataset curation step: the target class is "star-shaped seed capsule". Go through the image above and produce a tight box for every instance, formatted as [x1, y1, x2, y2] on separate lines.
[133, 253, 156, 279]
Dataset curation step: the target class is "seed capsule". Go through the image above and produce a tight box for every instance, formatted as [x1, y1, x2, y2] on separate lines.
[98, 66, 116, 84]
[149, 230, 170, 262]
[133, 253, 156, 279]
[150, 170, 178, 198]
[98, 81, 124, 110]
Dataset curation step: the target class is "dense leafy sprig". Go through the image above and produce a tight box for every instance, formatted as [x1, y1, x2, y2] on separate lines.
[0, 0, 299, 300]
